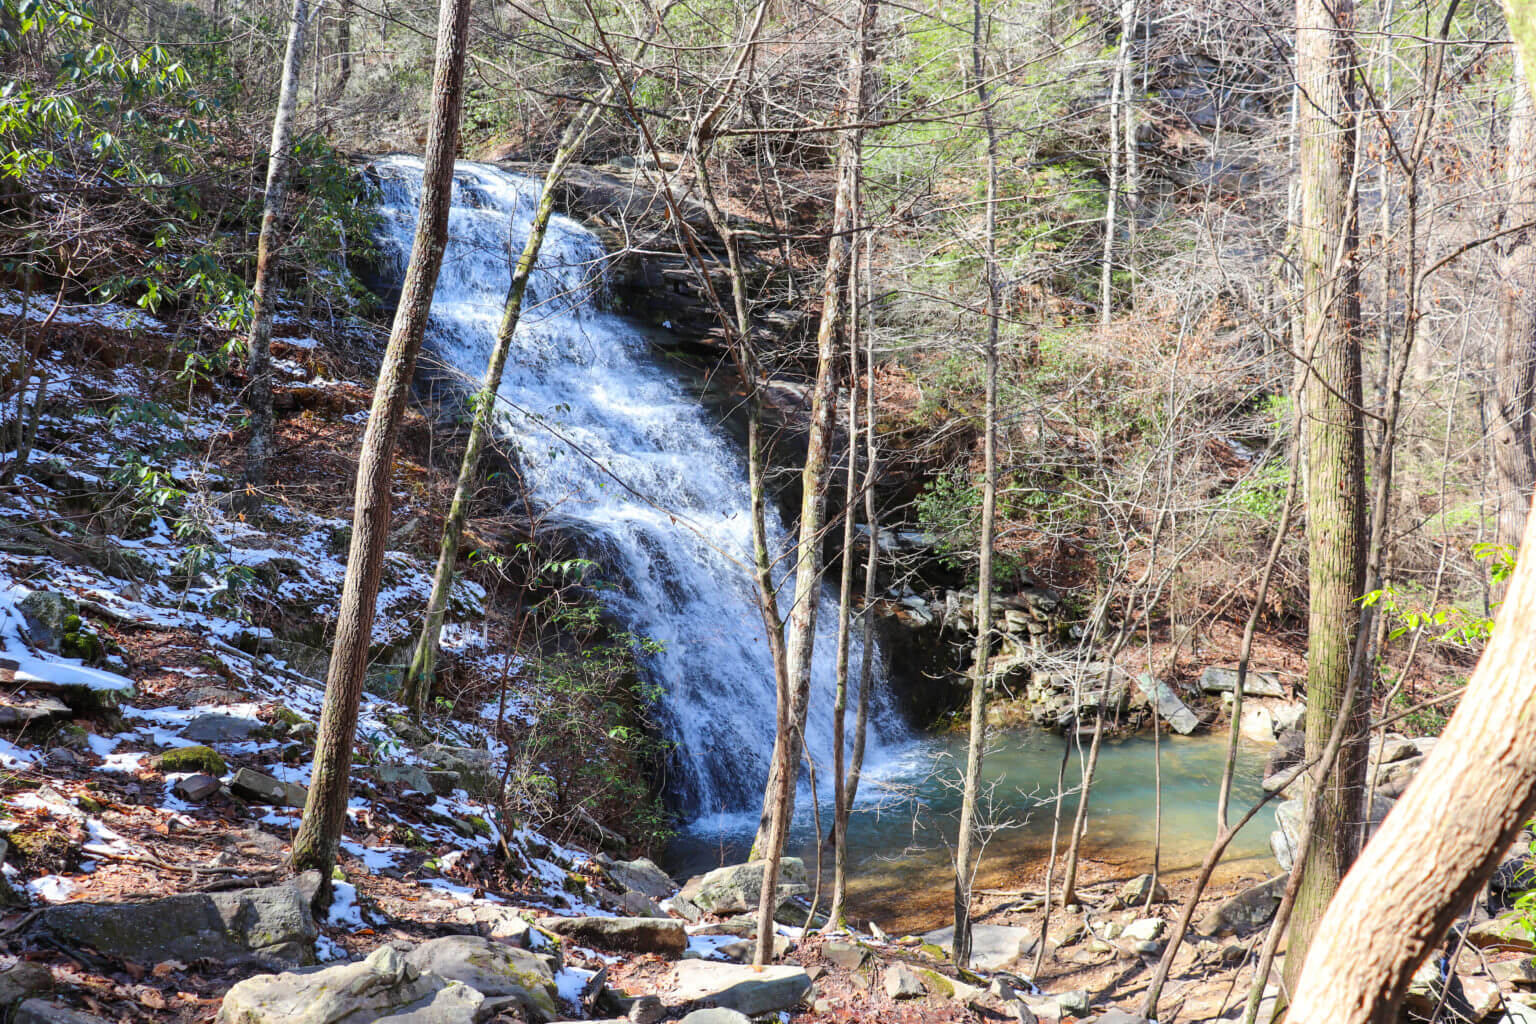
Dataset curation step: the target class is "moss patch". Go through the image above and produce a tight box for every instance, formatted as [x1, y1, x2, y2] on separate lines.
[152, 745, 226, 774]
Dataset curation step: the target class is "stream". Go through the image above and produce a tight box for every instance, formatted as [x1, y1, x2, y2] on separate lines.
[667, 730, 1278, 933]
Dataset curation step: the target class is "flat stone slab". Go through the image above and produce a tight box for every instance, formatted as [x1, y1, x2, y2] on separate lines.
[1199, 666, 1285, 698]
[921, 924, 1036, 971]
[535, 916, 687, 957]
[182, 713, 262, 743]
[1134, 674, 1200, 735]
[669, 961, 811, 1017]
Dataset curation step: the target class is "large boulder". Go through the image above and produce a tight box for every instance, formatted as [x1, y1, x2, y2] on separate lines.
[217, 944, 484, 1023]
[403, 935, 559, 1021]
[182, 713, 262, 744]
[419, 746, 495, 797]
[921, 923, 1036, 970]
[678, 859, 809, 915]
[598, 855, 675, 901]
[669, 961, 811, 1016]
[1272, 794, 1394, 872]
[37, 872, 320, 966]
[1199, 875, 1286, 936]
[535, 916, 686, 957]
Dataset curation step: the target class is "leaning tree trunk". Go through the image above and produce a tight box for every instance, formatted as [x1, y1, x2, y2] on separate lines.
[289, 0, 472, 894]
[751, 0, 875, 859]
[1287, 12, 1536, 1018]
[1492, 53, 1536, 557]
[400, 55, 654, 715]
[242, 0, 310, 508]
[1284, 0, 1369, 993]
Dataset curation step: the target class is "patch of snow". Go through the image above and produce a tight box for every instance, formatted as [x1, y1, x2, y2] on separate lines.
[553, 966, 597, 1007]
[326, 882, 365, 928]
[96, 752, 145, 773]
[314, 935, 347, 961]
[27, 875, 76, 903]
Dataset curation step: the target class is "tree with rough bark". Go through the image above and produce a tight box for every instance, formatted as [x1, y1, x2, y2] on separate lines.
[750, 0, 877, 862]
[1287, 6, 1536, 1019]
[1283, 0, 1370, 992]
[241, 0, 310, 510]
[1492, 53, 1536, 556]
[289, 0, 473, 897]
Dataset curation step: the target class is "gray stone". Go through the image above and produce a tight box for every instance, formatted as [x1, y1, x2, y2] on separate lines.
[1122, 918, 1164, 943]
[599, 855, 675, 901]
[0, 961, 53, 1004]
[1132, 675, 1199, 734]
[15, 1001, 113, 1024]
[230, 767, 308, 809]
[885, 963, 927, 999]
[419, 746, 495, 797]
[39, 871, 319, 966]
[535, 916, 687, 957]
[0, 694, 72, 727]
[1371, 735, 1419, 765]
[174, 773, 221, 802]
[1056, 989, 1092, 1017]
[1492, 958, 1536, 986]
[1372, 755, 1423, 798]
[17, 591, 76, 654]
[669, 960, 811, 1016]
[449, 904, 533, 945]
[921, 923, 1035, 970]
[1273, 703, 1306, 733]
[1094, 1011, 1150, 1024]
[216, 945, 485, 1023]
[375, 764, 435, 795]
[1199, 875, 1285, 936]
[1499, 1000, 1536, 1024]
[403, 935, 558, 1021]
[1273, 794, 1394, 871]
[182, 713, 261, 744]
[628, 994, 665, 1024]
[1199, 666, 1285, 698]
[717, 933, 792, 963]
[677, 859, 809, 915]
[822, 940, 868, 970]
[1117, 874, 1168, 906]
[677, 1010, 751, 1024]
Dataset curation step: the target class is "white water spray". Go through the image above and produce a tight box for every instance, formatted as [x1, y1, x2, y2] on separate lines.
[369, 157, 904, 819]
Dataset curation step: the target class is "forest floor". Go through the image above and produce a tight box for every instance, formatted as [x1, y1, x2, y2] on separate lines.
[0, 293, 1520, 1024]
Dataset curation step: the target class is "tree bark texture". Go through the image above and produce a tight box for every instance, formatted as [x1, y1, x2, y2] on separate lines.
[1493, 53, 1536, 553]
[289, 0, 472, 888]
[1286, 0, 1369, 993]
[242, 0, 309, 504]
[1287, 15, 1536, 1020]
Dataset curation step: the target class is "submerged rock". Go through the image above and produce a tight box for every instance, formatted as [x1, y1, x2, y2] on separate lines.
[37, 871, 320, 966]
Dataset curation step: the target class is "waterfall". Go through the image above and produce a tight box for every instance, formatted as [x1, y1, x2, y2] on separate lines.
[368, 156, 905, 821]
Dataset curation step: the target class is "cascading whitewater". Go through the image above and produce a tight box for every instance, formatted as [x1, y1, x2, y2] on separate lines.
[368, 156, 903, 820]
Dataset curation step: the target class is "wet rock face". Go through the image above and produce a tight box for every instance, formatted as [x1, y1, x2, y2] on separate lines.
[36, 871, 321, 967]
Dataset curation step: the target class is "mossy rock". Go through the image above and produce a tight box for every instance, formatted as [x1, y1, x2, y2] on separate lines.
[153, 745, 226, 775]
[10, 828, 77, 874]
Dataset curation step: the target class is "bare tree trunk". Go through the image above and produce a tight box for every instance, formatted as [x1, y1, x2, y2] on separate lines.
[242, 0, 310, 509]
[289, 0, 472, 895]
[1284, 14, 1536, 1019]
[752, 0, 876, 859]
[1098, 0, 1135, 326]
[331, 0, 352, 99]
[826, 236, 862, 932]
[951, 0, 1000, 965]
[835, 230, 884, 921]
[1284, 0, 1368, 992]
[1492, 53, 1536, 556]
[400, 23, 668, 714]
